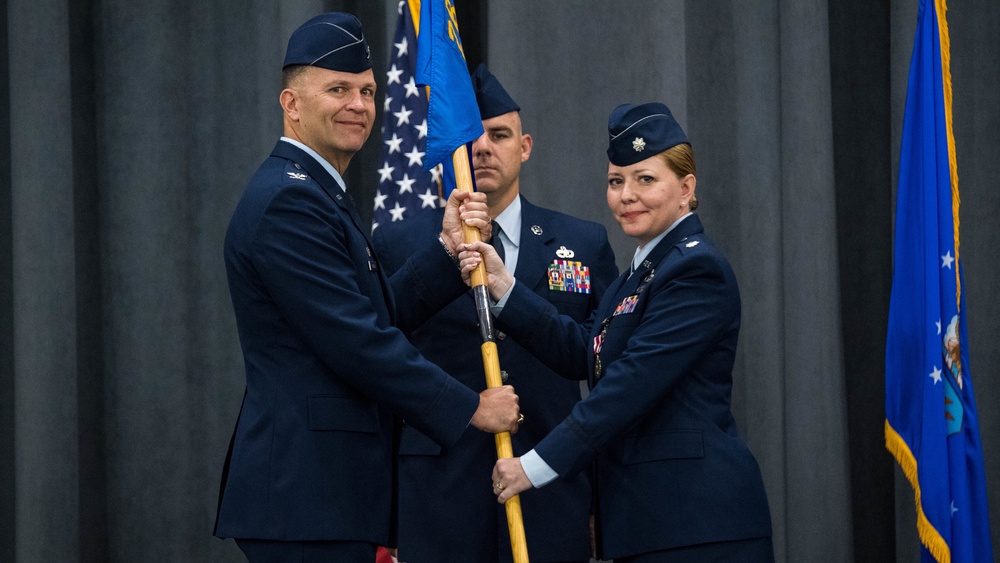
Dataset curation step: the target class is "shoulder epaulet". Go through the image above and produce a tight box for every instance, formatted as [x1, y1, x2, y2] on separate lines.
[675, 235, 705, 254]
[284, 162, 310, 182]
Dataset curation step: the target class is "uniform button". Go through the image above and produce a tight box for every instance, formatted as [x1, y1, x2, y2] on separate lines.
[497, 331, 506, 340]
[294, 163, 302, 169]
[500, 370, 509, 382]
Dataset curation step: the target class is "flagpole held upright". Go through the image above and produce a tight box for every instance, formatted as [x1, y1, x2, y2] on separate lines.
[451, 143, 530, 563]
[415, 0, 529, 560]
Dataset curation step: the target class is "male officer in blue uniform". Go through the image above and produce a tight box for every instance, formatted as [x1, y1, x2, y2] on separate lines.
[373, 65, 618, 563]
[214, 14, 521, 562]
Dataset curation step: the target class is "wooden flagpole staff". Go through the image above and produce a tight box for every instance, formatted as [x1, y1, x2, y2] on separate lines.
[451, 146, 530, 563]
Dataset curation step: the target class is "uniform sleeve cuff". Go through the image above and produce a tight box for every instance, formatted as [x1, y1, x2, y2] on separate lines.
[520, 448, 558, 488]
[490, 279, 516, 316]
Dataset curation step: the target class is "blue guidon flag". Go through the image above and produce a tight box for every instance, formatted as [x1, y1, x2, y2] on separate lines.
[884, 1, 993, 561]
[415, 0, 483, 171]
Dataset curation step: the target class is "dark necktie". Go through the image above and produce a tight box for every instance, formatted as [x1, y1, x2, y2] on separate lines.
[490, 221, 506, 264]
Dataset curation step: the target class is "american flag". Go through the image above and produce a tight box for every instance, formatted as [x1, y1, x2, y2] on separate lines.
[372, 0, 445, 231]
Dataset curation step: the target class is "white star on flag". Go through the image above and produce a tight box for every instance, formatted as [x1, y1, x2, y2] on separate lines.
[929, 365, 943, 384]
[941, 250, 955, 269]
[404, 77, 420, 99]
[418, 189, 439, 208]
[377, 163, 395, 183]
[389, 202, 406, 222]
[384, 133, 403, 154]
[386, 64, 403, 85]
[396, 174, 416, 194]
[404, 146, 425, 167]
[393, 106, 413, 126]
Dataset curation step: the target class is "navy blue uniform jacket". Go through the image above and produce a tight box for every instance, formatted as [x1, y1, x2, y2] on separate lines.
[496, 214, 772, 560]
[373, 197, 617, 562]
[214, 141, 480, 545]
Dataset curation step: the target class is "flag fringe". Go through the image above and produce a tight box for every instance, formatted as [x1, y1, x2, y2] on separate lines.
[885, 420, 952, 563]
[935, 0, 961, 308]
[408, 0, 421, 37]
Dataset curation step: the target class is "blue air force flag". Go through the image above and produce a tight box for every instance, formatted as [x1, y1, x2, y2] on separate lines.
[884, 1, 993, 562]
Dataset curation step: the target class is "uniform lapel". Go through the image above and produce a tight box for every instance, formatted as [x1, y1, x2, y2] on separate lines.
[624, 214, 705, 294]
[271, 141, 371, 241]
[514, 197, 556, 289]
[271, 141, 395, 322]
[605, 270, 635, 311]
[588, 270, 630, 389]
[589, 215, 706, 385]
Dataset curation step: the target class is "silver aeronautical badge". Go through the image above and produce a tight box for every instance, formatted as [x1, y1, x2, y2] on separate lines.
[556, 246, 575, 259]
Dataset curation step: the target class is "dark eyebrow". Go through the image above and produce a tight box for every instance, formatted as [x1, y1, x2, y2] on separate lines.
[486, 125, 514, 135]
[322, 79, 376, 91]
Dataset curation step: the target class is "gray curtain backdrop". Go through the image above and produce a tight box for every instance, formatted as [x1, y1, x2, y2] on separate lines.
[1, 0, 997, 561]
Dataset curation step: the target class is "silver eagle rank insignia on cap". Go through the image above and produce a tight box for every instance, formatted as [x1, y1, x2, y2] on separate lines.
[632, 137, 646, 152]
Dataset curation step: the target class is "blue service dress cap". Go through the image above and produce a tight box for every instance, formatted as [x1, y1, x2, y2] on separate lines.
[283, 12, 372, 73]
[471, 64, 520, 120]
[607, 102, 688, 166]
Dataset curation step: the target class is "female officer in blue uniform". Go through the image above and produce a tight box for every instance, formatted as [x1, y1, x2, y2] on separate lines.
[459, 102, 773, 562]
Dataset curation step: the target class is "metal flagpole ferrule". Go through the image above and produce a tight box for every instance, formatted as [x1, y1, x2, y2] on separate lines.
[473, 285, 495, 343]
